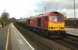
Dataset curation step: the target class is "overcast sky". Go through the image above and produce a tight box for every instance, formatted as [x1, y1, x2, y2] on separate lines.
[0, 0, 78, 19]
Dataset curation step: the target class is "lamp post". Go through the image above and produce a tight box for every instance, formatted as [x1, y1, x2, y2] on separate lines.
[74, 0, 76, 19]
[74, 0, 77, 27]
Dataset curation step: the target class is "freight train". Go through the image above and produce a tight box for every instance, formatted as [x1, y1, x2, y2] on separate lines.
[26, 12, 66, 38]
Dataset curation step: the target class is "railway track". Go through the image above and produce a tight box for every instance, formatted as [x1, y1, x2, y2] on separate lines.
[25, 27, 78, 50]
[52, 33, 78, 50]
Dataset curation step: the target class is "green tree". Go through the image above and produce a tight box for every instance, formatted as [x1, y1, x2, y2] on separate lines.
[0, 11, 10, 27]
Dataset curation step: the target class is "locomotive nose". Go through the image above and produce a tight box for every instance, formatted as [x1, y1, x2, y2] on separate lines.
[48, 22, 64, 31]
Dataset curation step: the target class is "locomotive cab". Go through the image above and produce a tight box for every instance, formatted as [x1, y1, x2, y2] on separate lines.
[47, 12, 65, 38]
[48, 16, 64, 31]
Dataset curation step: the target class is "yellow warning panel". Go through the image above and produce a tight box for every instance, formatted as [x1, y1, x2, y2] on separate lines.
[48, 21, 65, 31]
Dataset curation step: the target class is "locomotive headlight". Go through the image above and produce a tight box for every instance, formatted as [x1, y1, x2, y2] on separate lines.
[60, 27, 64, 29]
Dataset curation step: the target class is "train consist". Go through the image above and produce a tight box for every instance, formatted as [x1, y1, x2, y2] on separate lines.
[25, 12, 65, 38]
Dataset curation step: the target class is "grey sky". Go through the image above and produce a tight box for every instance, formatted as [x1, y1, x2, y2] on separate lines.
[0, 0, 77, 18]
[35, 0, 78, 18]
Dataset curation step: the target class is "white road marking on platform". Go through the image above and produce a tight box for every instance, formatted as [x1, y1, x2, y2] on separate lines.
[11, 23, 35, 50]
[18, 31, 35, 50]
[5, 27, 10, 50]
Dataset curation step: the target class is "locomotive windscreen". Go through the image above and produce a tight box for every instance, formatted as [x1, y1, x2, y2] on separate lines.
[57, 16, 64, 22]
[49, 16, 64, 22]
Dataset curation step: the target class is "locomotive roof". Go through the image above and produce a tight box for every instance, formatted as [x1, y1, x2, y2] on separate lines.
[27, 11, 64, 19]
[46, 12, 63, 16]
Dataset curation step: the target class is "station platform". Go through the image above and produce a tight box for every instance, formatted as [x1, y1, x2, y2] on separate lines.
[65, 28, 78, 36]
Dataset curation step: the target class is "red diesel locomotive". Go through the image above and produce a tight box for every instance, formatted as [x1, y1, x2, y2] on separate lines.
[26, 12, 65, 38]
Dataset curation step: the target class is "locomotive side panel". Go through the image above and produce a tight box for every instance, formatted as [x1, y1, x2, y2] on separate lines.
[41, 16, 48, 29]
